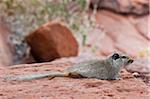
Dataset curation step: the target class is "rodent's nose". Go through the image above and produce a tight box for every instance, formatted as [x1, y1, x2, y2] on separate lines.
[128, 59, 134, 63]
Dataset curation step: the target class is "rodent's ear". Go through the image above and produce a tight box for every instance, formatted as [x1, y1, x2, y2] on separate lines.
[112, 53, 120, 60]
[121, 56, 127, 58]
[121, 55, 129, 59]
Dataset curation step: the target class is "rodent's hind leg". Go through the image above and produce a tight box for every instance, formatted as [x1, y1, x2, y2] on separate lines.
[67, 72, 84, 78]
[48, 76, 55, 80]
[48, 72, 83, 79]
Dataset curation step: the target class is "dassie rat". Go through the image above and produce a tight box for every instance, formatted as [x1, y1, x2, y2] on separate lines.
[5, 53, 134, 81]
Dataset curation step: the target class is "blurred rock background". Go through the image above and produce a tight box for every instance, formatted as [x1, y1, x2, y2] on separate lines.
[0, 0, 149, 65]
[0, 0, 91, 64]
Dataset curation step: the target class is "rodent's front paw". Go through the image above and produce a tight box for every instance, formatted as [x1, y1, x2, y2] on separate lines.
[115, 77, 122, 80]
[108, 77, 122, 80]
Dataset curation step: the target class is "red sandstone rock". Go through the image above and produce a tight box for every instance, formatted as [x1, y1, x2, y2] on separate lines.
[0, 22, 13, 66]
[94, 10, 149, 57]
[90, 0, 149, 15]
[129, 16, 150, 40]
[26, 22, 78, 62]
[0, 58, 149, 98]
[87, 28, 119, 56]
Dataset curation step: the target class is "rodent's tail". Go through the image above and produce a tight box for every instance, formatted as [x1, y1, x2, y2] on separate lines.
[4, 71, 67, 81]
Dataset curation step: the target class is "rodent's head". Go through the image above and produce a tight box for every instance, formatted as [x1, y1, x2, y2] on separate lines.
[108, 53, 134, 67]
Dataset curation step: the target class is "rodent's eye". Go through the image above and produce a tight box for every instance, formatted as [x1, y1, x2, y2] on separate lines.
[112, 53, 120, 60]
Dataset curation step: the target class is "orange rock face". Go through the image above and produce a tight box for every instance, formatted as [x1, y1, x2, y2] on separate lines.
[26, 22, 78, 62]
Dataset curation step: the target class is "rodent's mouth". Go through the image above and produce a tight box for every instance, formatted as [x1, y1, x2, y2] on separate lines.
[128, 59, 134, 63]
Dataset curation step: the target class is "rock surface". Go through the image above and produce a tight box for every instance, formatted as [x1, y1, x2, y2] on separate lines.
[87, 10, 149, 57]
[129, 15, 150, 40]
[0, 58, 149, 99]
[90, 0, 149, 15]
[26, 22, 78, 62]
[0, 22, 14, 66]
